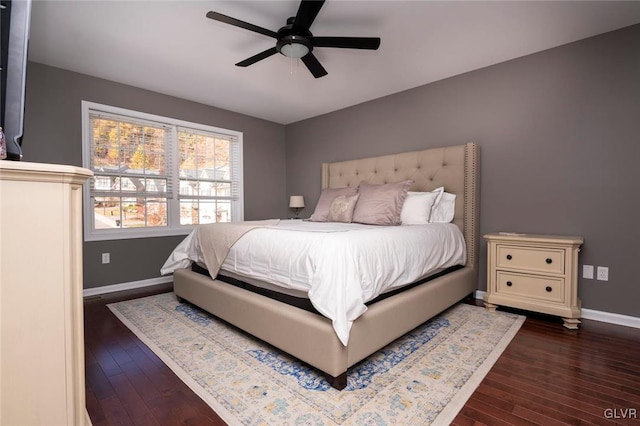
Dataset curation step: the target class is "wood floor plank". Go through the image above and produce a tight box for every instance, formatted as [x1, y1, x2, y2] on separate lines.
[85, 388, 106, 425]
[511, 405, 571, 426]
[458, 402, 524, 426]
[85, 355, 117, 401]
[85, 288, 640, 425]
[450, 413, 486, 426]
[490, 362, 640, 413]
[507, 334, 640, 378]
[104, 339, 136, 369]
[107, 372, 161, 426]
[118, 358, 165, 404]
[93, 344, 125, 378]
[488, 366, 630, 423]
[479, 378, 610, 425]
[98, 394, 133, 425]
[497, 352, 640, 405]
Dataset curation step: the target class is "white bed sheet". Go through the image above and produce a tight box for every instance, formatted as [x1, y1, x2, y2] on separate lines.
[162, 220, 466, 345]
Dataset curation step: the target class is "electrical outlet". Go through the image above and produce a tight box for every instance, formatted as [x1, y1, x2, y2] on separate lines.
[102, 253, 110, 264]
[597, 266, 608, 281]
[582, 265, 594, 279]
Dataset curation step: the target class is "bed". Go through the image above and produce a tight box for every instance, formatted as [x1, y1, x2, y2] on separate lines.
[170, 142, 479, 390]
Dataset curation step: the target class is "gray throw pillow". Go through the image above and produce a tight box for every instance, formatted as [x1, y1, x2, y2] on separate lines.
[352, 180, 413, 225]
[309, 186, 358, 222]
[327, 193, 360, 223]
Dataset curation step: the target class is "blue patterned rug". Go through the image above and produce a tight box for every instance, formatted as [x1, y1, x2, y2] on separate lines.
[109, 292, 524, 425]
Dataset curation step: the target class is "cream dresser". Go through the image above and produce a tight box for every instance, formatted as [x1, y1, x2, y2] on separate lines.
[484, 232, 584, 329]
[0, 161, 92, 425]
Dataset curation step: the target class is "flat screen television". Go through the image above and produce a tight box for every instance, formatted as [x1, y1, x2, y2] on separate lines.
[1, 0, 31, 161]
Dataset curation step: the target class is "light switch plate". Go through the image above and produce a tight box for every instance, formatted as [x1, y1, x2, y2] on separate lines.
[583, 264, 594, 279]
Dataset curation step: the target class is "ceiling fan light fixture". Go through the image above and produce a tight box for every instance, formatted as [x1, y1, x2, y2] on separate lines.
[277, 35, 311, 59]
[281, 42, 309, 59]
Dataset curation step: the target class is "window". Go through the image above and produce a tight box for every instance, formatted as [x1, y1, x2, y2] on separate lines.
[82, 101, 243, 241]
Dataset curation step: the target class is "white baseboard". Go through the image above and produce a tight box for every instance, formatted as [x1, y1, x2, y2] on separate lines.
[83, 276, 173, 298]
[581, 309, 640, 329]
[474, 290, 640, 329]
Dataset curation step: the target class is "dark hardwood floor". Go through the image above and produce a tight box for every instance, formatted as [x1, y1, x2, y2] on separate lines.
[84, 286, 640, 425]
[84, 284, 224, 426]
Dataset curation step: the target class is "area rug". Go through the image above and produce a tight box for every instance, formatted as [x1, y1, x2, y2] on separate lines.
[108, 293, 524, 425]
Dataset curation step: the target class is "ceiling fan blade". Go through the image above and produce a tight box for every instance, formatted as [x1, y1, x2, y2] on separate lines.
[313, 37, 381, 50]
[293, 0, 325, 30]
[301, 53, 328, 78]
[235, 47, 278, 67]
[206, 11, 278, 38]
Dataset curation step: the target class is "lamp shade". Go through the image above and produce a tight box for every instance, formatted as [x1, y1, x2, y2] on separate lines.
[289, 195, 305, 208]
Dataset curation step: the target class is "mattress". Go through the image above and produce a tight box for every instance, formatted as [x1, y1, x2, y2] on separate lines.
[162, 219, 466, 345]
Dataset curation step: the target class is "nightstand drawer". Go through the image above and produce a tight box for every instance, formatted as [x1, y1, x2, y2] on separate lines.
[496, 245, 564, 274]
[496, 271, 565, 303]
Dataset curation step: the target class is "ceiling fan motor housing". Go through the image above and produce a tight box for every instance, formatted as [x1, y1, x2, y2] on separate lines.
[276, 19, 313, 58]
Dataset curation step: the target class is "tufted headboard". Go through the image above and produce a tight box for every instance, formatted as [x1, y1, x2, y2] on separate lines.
[321, 142, 479, 268]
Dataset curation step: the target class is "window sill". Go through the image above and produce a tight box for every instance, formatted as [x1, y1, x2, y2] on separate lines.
[84, 226, 194, 242]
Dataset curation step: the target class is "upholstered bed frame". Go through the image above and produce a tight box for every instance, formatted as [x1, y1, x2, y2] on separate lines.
[173, 142, 479, 389]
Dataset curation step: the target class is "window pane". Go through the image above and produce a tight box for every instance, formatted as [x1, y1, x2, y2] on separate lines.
[215, 182, 231, 197]
[92, 119, 119, 169]
[179, 179, 196, 196]
[178, 132, 197, 175]
[94, 197, 121, 229]
[146, 198, 167, 227]
[119, 123, 140, 169]
[216, 200, 231, 223]
[196, 136, 214, 171]
[122, 197, 145, 228]
[180, 199, 198, 225]
[198, 200, 216, 224]
[196, 181, 214, 197]
[145, 178, 167, 193]
[94, 175, 119, 192]
[215, 139, 230, 185]
[215, 138, 229, 170]
[144, 128, 166, 174]
[120, 177, 144, 193]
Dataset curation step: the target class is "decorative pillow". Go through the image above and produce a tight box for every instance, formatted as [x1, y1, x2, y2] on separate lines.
[327, 193, 360, 223]
[430, 191, 456, 223]
[310, 187, 358, 222]
[400, 190, 442, 225]
[352, 180, 413, 226]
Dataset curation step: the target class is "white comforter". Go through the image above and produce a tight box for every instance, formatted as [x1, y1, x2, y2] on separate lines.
[161, 220, 466, 345]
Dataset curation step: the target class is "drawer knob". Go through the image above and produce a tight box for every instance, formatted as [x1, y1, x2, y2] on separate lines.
[506, 281, 513, 287]
[546, 286, 552, 292]
[506, 254, 512, 260]
[546, 258, 552, 264]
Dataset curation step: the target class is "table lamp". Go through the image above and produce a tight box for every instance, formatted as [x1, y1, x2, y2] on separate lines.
[289, 195, 304, 219]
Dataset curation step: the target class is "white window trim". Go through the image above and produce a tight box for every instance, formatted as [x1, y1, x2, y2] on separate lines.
[81, 101, 244, 241]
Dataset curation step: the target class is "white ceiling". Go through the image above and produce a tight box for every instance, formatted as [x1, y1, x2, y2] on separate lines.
[28, 1, 640, 125]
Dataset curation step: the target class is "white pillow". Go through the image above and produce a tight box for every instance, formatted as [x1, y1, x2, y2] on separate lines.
[400, 188, 443, 225]
[430, 191, 456, 223]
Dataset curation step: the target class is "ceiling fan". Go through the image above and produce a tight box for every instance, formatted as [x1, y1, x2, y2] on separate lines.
[206, 0, 381, 78]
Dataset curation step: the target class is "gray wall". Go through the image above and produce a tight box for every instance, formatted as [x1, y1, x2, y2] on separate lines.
[24, 63, 287, 289]
[286, 25, 640, 317]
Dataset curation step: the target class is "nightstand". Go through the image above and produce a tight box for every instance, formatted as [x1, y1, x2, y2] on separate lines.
[484, 232, 584, 329]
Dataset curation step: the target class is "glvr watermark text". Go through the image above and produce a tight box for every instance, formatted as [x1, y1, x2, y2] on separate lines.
[603, 408, 637, 420]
